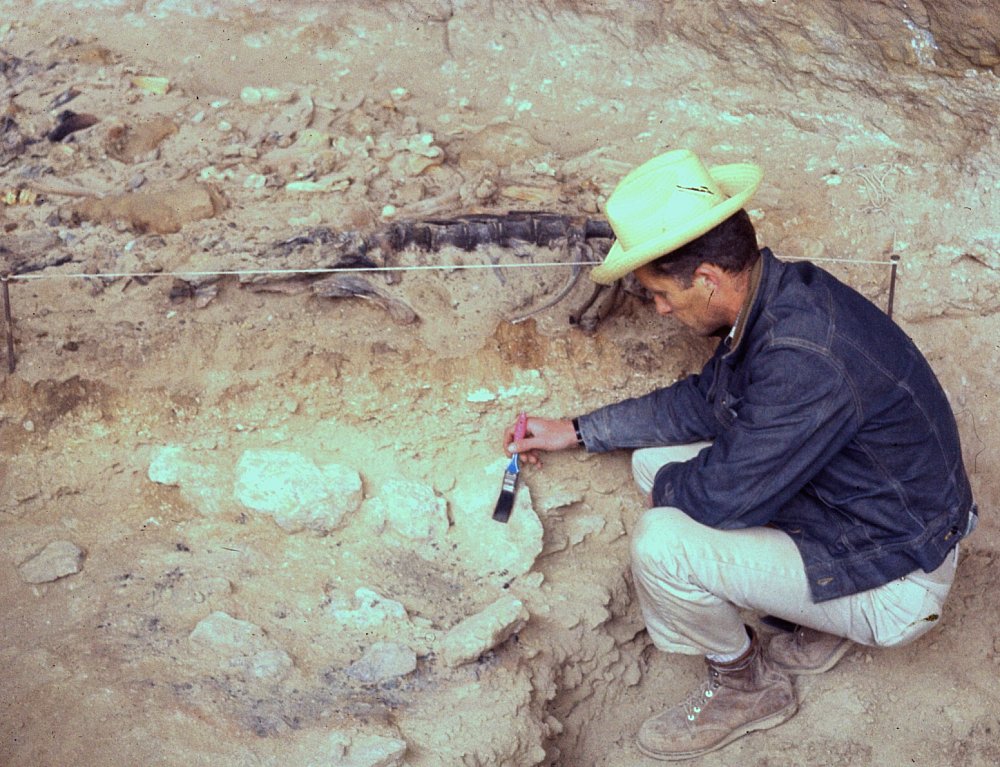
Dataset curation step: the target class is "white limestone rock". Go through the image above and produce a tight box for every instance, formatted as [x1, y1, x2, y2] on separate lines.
[567, 514, 606, 546]
[148, 445, 228, 515]
[363, 479, 449, 553]
[18, 540, 85, 584]
[246, 647, 295, 680]
[535, 486, 585, 513]
[328, 587, 410, 630]
[190, 610, 265, 649]
[233, 448, 363, 534]
[189, 610, 293, 680]
[447, 460, 543, 582]
[240, 85, 294, 105]
[295, 731, 407, 767]
[347, 734, 408, 767]
[438, 595, 529, 668]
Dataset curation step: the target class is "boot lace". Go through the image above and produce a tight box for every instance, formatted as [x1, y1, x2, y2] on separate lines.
[682, 667, 722, 722]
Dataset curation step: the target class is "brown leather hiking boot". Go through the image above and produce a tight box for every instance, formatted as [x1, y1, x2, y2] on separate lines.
[768, 625, 853, 675]
[637, 628, 797, 761]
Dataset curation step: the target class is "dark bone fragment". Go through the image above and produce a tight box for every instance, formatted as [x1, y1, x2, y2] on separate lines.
[47, 110, 100, 142]
[270, 228, 376, 264]
[169, 277, 220, 308]
[1, 116, 33, 167]
[175, 212, 621, 328]
[388, 212, 612, 252]
[262, 213, 613, 267]
[570, 280, 626, 332]
[48, 88, 81, 110]
[311, 274, 419, 326]
[0, 239, 74, 275]
[360, 213, 618, 327]
[509, 225, 597, 324]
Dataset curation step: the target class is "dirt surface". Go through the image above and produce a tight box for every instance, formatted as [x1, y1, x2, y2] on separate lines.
[1, 2, 998, 766]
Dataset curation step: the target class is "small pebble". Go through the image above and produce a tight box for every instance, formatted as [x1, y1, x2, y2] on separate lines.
[346, 642, 417, 683]
[18, 540, 85, 584]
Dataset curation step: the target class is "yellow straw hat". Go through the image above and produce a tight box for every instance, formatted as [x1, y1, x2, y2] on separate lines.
[590, 149, 763, 284]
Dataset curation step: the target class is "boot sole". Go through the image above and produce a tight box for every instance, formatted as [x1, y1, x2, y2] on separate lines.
[636, 700, 799, 762]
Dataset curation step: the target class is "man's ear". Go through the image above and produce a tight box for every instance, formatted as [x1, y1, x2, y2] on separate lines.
[693, 263, 724, 290]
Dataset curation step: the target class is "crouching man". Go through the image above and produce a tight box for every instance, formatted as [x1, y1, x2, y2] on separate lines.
[503, 150, 976, 760]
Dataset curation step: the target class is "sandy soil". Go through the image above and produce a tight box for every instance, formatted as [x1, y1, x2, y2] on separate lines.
[1, 2, 998, 766]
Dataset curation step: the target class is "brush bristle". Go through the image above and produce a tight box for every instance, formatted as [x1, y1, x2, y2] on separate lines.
[492, 489, 514, 522]
[493, 456, 520, 523]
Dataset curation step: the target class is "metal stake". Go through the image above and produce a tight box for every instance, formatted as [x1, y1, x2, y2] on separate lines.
[886, 255, 900, 319]
[2, 274, 14, 374]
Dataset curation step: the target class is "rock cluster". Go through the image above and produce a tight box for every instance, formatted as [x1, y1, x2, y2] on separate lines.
[149, 445, 363, 533]
[147, 442, 544, 667]
[146, 444, 547, 586]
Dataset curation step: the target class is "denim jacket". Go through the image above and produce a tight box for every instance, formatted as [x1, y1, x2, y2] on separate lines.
[579, 249, 976, 602]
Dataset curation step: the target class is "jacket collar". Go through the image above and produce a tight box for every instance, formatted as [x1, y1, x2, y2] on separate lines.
[725, 248, 769, 352]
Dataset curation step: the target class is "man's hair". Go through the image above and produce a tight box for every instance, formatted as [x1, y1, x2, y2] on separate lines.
[648, 209, 759, 285]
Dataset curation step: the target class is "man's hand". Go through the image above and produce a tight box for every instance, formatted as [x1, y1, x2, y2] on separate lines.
[502, 416, 579, 467]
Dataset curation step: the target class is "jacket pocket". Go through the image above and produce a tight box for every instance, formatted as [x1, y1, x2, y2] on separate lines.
[715, 392, 742, 429]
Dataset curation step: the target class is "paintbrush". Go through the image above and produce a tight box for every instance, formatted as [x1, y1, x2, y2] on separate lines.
[492, 411, 527, 523]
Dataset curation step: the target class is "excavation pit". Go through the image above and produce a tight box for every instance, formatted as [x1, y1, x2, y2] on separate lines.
[2, 2, 998, 765]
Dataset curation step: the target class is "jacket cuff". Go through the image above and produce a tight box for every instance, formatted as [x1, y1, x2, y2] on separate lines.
[574, 414, 593, 451]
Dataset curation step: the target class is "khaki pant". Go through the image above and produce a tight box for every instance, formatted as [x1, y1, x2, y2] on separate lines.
[630, 444, 957, 657]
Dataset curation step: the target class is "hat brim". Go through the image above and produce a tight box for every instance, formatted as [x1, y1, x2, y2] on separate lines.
[590, 163, 763, 285]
